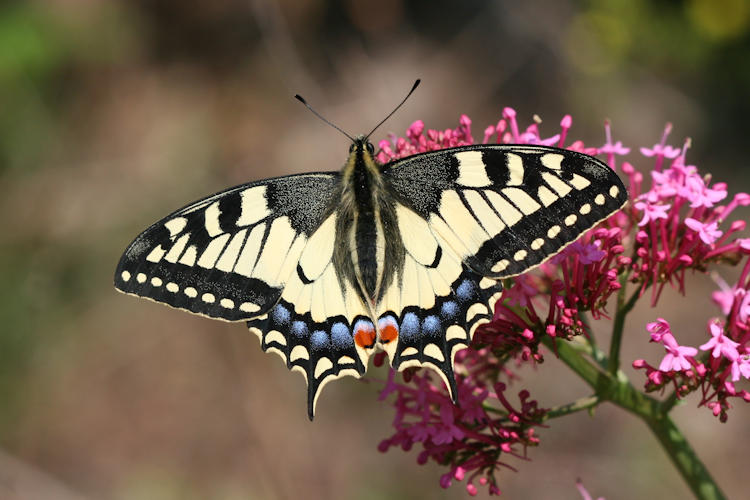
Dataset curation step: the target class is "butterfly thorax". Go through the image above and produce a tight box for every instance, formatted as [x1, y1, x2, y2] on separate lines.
[334, 136, 405, 309]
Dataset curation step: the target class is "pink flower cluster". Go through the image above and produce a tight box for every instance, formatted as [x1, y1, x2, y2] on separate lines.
[634, 281, 750, 422]
[375, 349, 544, 497]
[376, 110, 750, 493]
[621, 124, 750, 304]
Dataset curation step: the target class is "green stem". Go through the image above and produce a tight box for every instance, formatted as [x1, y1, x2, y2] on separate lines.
[543, 336, 726, 500]
[607, 285, 640, 375]
[543, 395, 600, 420]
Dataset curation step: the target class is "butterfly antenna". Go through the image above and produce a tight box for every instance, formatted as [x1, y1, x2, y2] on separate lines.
[365, 79, 421, 140]
[294, 94, 355, 142]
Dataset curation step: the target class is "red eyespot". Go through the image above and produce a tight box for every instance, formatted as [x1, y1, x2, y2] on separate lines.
[354, 320, 376, 348]
[380, 323, 398, 343]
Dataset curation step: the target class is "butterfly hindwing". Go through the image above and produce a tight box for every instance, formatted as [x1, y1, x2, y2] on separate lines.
[376, 202, 503, 398]
[114, 173, 340, 321]
[384, 144, 627, 278]
[246, 211, 376, 419]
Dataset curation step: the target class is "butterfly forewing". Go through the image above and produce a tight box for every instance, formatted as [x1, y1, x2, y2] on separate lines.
[383, 144, 628, 278]
[114, 173, 340, 321]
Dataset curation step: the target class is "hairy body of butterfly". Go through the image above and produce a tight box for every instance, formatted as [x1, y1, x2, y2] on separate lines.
[115, 137, 628, 419]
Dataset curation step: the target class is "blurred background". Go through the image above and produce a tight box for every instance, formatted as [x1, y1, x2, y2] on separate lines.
[2, 0, 750, 498]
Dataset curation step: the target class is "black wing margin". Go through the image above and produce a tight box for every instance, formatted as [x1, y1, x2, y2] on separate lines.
[383, 144, 627, 278]
[114, 173, 340, 321]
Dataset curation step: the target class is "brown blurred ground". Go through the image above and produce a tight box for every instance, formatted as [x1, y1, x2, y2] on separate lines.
[1, 1, 749, 499]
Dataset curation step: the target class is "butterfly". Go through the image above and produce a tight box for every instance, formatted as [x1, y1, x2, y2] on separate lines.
[114, 82, 628, 419]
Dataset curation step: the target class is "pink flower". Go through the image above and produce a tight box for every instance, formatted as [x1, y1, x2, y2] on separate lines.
[646, 318, 672, 342]
[649, 326, 698, 372]
[738, 293, 750, 323]
[640, 123, 681, 162]
[710, 273, 739, 315]
[684, 218, 723, 245]
[599, 120, 630, 168]
[634, 200, 670, 226]
[659, 340, 698, 372]
[682, 175, 727, 208]
[731, 354, 750, 381]
[699, 322, 740, 361]
[432, 404, 465, 444]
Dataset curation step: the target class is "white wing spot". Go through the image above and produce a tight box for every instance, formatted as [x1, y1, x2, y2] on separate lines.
[164, 234, 189, 263]
[337, 355, 356, 365]
[492, 259, 510, 272]
[502, 187, 541, 215]
[537, 185, 558, 207]
[120, 271, 131, 282]
[424, 343, 445, 362]
[204, 201, 223, 238]
[216, 229, 247, 272]
[401, 346, 419, 356]
[565, 214, 578, 226]
[531, 237, 545, 250]
[579, 203, 592, 215]
[220, 298, 235, 309]
[136, 273, 146, 283]
[446, 325, 467, 340]
[595, 194, 606, 205]
[540, 153, 564, 170]
[164, 217, 188, 238]
[609, 185, 620, 198]
[178, 245, 198, 266]
[513, 249, 527, 261]
[570, 174, 591, 190]
[166, 282, 179, 293]
[506, 153, 525, 186]
[479, 277, 496, 289]
[466, 303, 489, 322]
[542, 172, 572, 197]
[150, 277, 163, 287]
[547, 225, 561, 238]
[146, 245, 166, 263]
[184, 287, 198, 298]
[455, 151, 492, 187]
[239, 302, 261, 313]
[485, 191, 522, 226]
[197, 233, 231, 269]
[314, 357, 333, 379]
[290, 345, 309, 361]
[201, 293, 215, 303]
[237, 185, 271, 226]
[265, 330, 287, 346]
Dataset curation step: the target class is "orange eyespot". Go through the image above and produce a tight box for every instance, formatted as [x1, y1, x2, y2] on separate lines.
[354, 322, 376, 349]
[380, 323, 399, 343]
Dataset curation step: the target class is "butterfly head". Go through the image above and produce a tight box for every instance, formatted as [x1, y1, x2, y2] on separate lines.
[349, 135, 376, 156]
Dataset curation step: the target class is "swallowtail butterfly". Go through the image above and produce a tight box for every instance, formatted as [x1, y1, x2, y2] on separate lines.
[115, 83, 627, 419]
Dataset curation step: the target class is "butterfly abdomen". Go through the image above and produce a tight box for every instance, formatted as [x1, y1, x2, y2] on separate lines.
[338, 139, 407, 305]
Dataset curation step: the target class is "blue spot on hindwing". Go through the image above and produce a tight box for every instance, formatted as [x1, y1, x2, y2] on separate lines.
[422, 315, 441, 336]
[441, 300, 459, 321]
[456, 279, 476, 302]
[291, 320, 308, 338]
[400, 312, 420, 341]
[311, 330, 329, 351]
[331, 322, 352, 348]
[272, 304, 291, 325]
